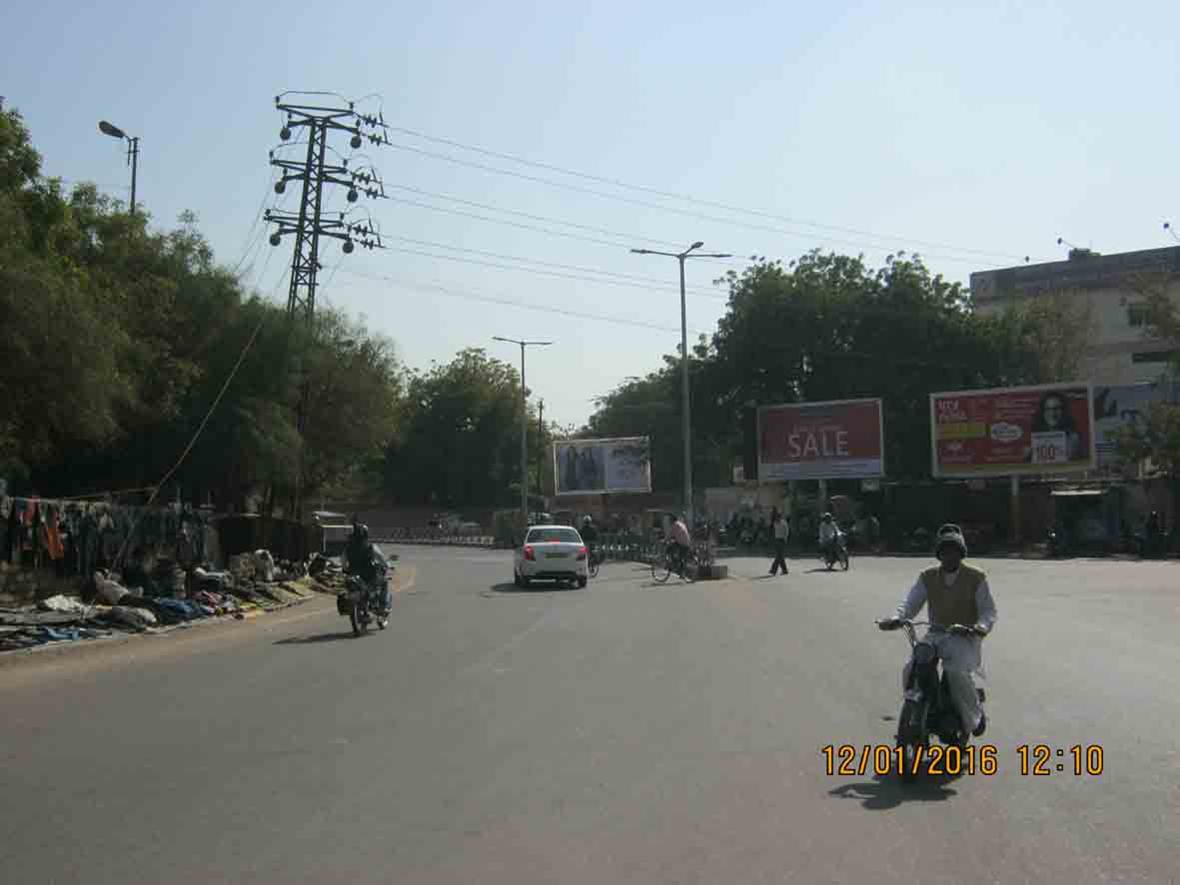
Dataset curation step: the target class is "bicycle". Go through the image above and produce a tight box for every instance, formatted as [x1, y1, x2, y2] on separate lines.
[650, 544, 698, 584]
[588, 546, 605, 579]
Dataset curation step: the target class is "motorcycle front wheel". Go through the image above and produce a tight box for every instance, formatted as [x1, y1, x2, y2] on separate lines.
[896, 698, 930, 782]
[350, 600, 369, 636]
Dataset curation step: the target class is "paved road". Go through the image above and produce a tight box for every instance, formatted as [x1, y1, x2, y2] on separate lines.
[2, 548, 1177, 884]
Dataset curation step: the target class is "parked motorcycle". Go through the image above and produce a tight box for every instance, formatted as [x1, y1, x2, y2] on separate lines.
[1046, 527, 1069, 558]
[877, 618, 986, 782]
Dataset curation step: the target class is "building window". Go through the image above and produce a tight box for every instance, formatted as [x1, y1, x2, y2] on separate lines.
[1131, 350, 1176, 364]
[1127, 303, 1150, 327]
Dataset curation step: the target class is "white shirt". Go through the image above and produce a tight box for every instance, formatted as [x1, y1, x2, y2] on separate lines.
[773, 520, 789, 541]
[819, 522, 839, 543]
[894, 568, 998, 675]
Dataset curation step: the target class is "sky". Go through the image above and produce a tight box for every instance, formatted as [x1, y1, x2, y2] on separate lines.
[5, 0, 1179, 431]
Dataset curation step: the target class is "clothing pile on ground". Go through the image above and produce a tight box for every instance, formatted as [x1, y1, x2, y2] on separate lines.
[0, 548, 326, 653]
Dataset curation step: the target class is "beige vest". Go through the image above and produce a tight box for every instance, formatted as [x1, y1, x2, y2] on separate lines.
[920, 564, 984, 626]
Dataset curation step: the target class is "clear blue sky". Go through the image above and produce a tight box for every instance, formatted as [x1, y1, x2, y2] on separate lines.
[6, 1, 1178, 430]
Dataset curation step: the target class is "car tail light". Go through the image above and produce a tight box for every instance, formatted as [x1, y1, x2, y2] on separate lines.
[576, 545, 587, 561]
[523, 545, 535, 561]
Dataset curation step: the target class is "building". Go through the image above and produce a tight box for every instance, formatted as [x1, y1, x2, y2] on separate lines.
[970, 245, 1180, 384]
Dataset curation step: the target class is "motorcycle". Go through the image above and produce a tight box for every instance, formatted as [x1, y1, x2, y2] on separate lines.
[877, 618, 986, 782]
[338, 564, 391, 636]
[819, 537, 850, 571]
[1046, 527, 1068, 558]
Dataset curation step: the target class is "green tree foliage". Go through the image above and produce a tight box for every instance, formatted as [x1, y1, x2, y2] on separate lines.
[1, 103, 402, 509]
[383, 348, 544, 507]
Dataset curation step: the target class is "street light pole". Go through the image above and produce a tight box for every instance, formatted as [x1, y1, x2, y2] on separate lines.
[631, 242, 732, 526]
[98, 120, 139, 215]
[493, 336, 553, 524]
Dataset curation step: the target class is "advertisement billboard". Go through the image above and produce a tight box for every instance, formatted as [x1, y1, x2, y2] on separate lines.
[757, 398, 885, 481]
[930, 382, 1096, 477]
[1093, 382, 1176, 468]
[553, 437, 652, 495]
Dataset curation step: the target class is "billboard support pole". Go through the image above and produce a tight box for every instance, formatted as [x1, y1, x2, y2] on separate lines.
[819, 478, 829, 517]
[1010, 475, 1021, 547]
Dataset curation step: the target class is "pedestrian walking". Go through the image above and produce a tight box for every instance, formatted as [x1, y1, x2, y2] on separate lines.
[769, 510, 790, 576]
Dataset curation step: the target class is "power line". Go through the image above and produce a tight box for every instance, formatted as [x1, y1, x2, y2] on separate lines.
[336, 267, 711, 336]
[385, 129, 1035, 266]
[383, 243, 731, 300]
[385, 234, 725, 296]
[386, 183, 740, 261]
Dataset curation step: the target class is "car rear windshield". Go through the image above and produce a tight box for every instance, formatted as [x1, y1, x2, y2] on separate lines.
[527, 528, 582, 544]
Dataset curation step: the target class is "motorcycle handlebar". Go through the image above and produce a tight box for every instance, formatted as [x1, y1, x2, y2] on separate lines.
[875, 618, 984, 636]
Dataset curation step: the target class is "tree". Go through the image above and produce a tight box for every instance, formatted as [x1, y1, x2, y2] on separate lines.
[383, 348, 539, 507]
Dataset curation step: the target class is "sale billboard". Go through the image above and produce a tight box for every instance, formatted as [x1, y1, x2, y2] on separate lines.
[757, 398, 885, 481]
[930, 382, 1096, 478]
[553, 436, 652, 496]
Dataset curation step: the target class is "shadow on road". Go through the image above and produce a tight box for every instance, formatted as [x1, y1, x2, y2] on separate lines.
[486, 581, 583, 595]
[828, 772, 962, 810]
[273, 631, 363, 645]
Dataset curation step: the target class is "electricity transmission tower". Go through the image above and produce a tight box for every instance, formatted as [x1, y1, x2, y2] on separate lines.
[263, 94, 389, 519]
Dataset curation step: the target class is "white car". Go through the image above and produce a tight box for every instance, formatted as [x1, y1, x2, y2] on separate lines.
[513, 524, 589, 589]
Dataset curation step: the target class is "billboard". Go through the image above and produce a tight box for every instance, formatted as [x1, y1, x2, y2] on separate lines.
[757, 398, 885, 481]
[1093, 382, 1176, 468]
[930, 382, 1096, 477]
[553, 437, 652, 495]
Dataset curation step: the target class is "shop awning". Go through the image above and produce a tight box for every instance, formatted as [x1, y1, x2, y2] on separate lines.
[1050, 489, 1107, 497]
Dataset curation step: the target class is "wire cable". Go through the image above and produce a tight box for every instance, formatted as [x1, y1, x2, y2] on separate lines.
[383, 244, 730, 300]
[385, 235, 725, 296]
[386, 184, 740, 260]
[336, 267, 711, 336]
[387, 124, 1039, 264]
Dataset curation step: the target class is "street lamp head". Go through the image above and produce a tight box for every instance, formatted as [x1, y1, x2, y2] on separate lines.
[98, 120, 126, 140]
[690, 241, 704, 250]
[631, 248, 653, 254]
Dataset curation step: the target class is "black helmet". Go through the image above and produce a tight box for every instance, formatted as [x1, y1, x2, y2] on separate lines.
[934, 523, 967, 558]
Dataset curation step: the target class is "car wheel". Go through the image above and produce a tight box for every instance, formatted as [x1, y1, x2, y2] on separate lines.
[577, 577, 587, 588]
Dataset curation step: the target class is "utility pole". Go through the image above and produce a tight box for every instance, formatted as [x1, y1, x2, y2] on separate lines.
[630, 242, 732, 525]
[264, 94, 389, 520]
[537, 398, 545, 495]
[492, 337, 553, 524]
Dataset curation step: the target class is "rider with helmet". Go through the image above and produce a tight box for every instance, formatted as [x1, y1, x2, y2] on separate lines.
[879, 523, 998, 738]
[345, 522, 389, 613]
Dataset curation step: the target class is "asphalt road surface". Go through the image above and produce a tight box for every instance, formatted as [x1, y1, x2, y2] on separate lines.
[2, 547, 1177, 884]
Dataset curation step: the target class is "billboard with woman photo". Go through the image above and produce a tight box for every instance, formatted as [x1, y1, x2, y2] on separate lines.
[930, 383, 1096, 477]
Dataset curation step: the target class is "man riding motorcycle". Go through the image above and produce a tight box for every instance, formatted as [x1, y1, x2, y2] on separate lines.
[818, 513, 845, 560]
[878, 523, 997, 739]
[345, 523, 391, 617]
